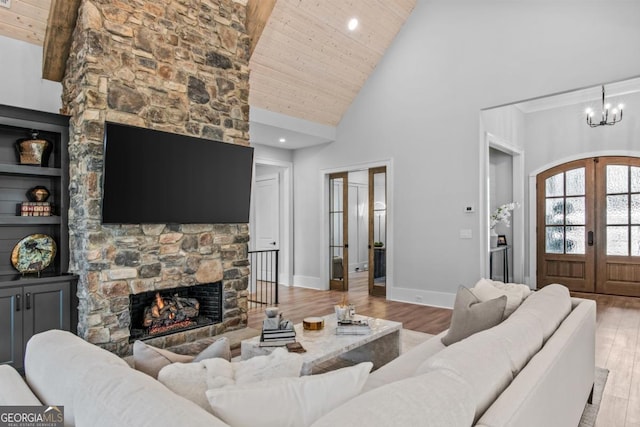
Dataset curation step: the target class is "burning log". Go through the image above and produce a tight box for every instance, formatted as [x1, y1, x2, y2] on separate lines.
[143, 293, 200, 332]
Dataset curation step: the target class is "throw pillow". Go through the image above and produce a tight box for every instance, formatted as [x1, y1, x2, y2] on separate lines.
[133, 337, 231, 378]
[158, 347, 304, 413]
[133, 340, 194, 378]
[205, 362, 373, 427]
[472, 278, 531, 317]
[441, 286, 507, 346]
[193, 337, 231, 362]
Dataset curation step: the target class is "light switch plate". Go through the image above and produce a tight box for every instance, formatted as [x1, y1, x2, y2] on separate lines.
[464, 205, 475, 213]
[459, 229, 472, 239]
[0, 0, 10, 9]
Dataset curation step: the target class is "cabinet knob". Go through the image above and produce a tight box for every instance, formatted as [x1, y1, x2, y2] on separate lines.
[26, 292, 31, 310]
[16, 294, 21, 312]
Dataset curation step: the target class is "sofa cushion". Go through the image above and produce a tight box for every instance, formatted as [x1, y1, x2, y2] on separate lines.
[311, 370, 475, 427]
[363, 330, 445, 392]
[417, 331, 514, 421]
[206, 362, 372, 427]
[25, 330, 129, 427]
[74, 362, 228, 427]
[133, 340, 195, 378]
[157, 347, 303, 412]
[0, 365, 41, 406]
[472, 278, 531, 317]
[441, 286, 507, 346]
[510, 283, 571, 341]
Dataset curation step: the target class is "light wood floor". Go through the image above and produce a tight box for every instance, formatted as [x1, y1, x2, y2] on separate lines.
[573, 292, 640, 427]
[248, 275, 640, 426]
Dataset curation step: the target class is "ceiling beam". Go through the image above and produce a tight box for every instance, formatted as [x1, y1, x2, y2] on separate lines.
[42, 0, 81, 82]
[246, 0, 276, 57]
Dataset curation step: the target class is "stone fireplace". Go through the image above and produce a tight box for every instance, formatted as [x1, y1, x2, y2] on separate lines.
[60, 0, 251, 356]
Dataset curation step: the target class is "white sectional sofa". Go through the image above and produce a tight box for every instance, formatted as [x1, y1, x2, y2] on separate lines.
[0, 284, 595, 427]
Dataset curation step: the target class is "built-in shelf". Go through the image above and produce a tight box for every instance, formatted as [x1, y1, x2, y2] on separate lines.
[0, 163, 62, 177]
[0, 216, 61, 226]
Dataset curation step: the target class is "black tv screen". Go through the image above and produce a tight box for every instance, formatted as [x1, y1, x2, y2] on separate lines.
[102, 122, 254, 224]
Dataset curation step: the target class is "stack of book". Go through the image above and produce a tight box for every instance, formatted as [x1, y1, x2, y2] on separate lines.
[336, 318, 371, 335]
[259, 319, 296, 347]
[20, 202, 53, 216]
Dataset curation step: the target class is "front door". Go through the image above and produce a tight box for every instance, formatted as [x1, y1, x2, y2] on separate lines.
[537, 156, 640, 296]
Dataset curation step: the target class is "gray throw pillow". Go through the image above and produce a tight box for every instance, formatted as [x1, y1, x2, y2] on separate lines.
[441, 286, 507, 346]
[193, 337, 231, 362]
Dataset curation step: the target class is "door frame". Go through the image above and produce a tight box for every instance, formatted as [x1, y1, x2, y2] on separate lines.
[528, 149, 640, 288]
[481, 132, 525, 283]
[251, 157, 293, 286]
[320, 159, 393, 294]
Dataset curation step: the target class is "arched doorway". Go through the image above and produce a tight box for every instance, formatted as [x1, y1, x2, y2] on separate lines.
[537, 156, 640, 296]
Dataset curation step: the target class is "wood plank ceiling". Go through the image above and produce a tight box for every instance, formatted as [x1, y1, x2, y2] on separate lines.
[0, 0, 416, 127]
[0, 0, 50, 45]
[249, 0, 416, 126]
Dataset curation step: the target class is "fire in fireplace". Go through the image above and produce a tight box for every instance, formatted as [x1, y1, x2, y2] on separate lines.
[129, 282, 222, 342]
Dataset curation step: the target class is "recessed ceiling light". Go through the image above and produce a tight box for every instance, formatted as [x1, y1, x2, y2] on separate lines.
[279, 138, 286, 143]
[348, 18, 358, 31]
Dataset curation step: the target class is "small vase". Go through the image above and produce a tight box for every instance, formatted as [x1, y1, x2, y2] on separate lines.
[490, 229, 498, 248]
[15, 130, 52, 167]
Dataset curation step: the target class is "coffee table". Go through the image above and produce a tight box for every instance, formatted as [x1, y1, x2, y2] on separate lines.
[240, 314, 402, 375]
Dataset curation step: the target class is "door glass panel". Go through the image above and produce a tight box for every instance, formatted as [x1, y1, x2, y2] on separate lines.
[607, 226, 629, 256]
[632, 226, 640, 256]
[607, 165, 628, 194]
[566, 197, 585, 225]
[632, 167, 640, 193]
[565, 226, 585, 254]
[566, 168, 585, 196]
[632, 194, 640, 224]
[546, 199, 564, 225]
[607, 195, 629, 225]
[372, 172, 386, 287]
[329, 176, 346, 284]
[545, 173, 564, 197]
[546, 227, 564, 253]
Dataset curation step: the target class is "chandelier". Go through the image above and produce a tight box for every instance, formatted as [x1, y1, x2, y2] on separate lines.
[585, 85, 624, 127]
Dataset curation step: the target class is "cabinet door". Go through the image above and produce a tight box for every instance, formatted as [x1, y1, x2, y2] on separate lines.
[0, 287, 24, 370]
[22, 282, 70, 343]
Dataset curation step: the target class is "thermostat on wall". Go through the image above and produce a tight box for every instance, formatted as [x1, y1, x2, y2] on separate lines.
[464, 205, 475, 213]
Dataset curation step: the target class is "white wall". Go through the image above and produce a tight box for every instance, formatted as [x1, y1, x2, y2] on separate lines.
[253, 143, 293, 164]
[524, 91, 640, 175]
[291, 0, 640, 306]
[0, 36, 62, 113]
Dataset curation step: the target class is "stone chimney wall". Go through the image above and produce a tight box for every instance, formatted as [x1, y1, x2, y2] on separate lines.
[61, 0, 251, 355]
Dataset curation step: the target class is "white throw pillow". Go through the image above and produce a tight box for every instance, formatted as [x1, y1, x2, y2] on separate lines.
[206, 362, 373, 427]
[193, 337, 232, 362]
[158, 347, 303, 413]
[472, 278, 531, 317]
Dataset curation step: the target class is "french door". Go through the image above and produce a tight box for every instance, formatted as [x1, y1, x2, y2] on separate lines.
[329, 172, 348, 291]
[537, 157, 640, 296]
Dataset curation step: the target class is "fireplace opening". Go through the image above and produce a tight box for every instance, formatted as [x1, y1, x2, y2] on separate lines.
[129, 282, 222, 342]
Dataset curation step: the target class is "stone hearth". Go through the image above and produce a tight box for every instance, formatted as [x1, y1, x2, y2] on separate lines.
[60, 0, 251, 356]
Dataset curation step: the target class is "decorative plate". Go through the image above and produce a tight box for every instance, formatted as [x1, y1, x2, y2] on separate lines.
[11, 234, 57, 273]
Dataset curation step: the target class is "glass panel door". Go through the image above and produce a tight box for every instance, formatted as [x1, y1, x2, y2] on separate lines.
[329, 172, 348, 291]
[369, 167, 386, 297]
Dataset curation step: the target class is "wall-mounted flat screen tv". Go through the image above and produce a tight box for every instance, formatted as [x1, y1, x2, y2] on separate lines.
[102, 122, 254, 224]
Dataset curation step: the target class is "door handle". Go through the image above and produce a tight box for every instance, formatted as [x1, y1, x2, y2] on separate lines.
[26, 292, 31, 310]
[16, 294, 21, 312]
[344, 243, 349, 248]
[588, 231, 594, 246]
[270, 242, 276, 245]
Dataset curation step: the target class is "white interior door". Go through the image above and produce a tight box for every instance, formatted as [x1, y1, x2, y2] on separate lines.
[254, 174, 280, 283]
[255, 174, 280, 251]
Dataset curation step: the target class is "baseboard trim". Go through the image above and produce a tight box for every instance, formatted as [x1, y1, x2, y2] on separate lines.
[292, 275, 323, 290]
[389, 286, 455, 309]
